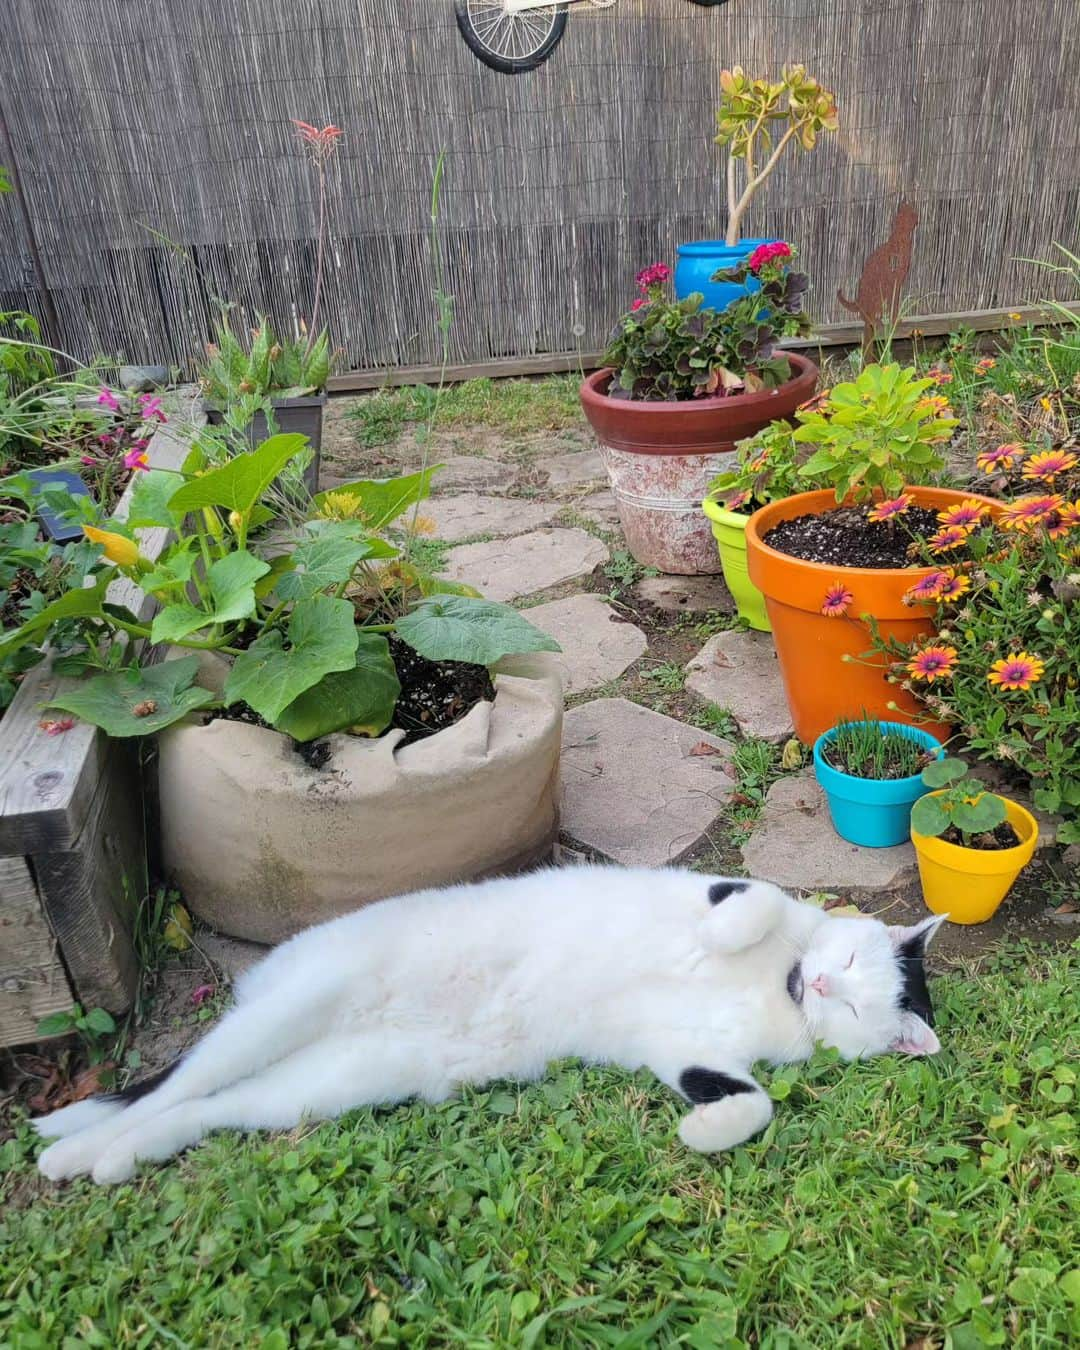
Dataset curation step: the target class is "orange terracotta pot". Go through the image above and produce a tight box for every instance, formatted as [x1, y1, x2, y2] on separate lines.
[745, 487, 1000, 745]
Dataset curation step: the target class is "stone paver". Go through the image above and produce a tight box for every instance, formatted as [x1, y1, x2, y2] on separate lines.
[572, 488, 620, 528]
[539, 448, 607, 487]
[635, 573, 735, 614]
[525, 594, 647, 695]
[426, 493, 555, 541]
[422, 456, 518, 492]
[443, 528, 609, 602]
[685, 630, 794, 741]
[561, 698, 734, 866]
[741, 771, 918, 892]
[200, 933, 269, 981]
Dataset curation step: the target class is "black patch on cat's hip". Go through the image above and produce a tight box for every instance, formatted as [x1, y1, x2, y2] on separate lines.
[679, 1067, 756, 1105]
[709, 880, 749, 905]
[896, 937, 934, 1026]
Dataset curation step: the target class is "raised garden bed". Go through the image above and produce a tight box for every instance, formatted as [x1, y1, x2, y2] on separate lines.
[0, 404, 193, 1047]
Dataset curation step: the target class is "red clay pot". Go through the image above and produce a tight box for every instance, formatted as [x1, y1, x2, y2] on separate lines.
[579, 354, 818, 574]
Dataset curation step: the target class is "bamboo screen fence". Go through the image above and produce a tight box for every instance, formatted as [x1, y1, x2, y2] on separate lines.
[0, 0, 1077, 374]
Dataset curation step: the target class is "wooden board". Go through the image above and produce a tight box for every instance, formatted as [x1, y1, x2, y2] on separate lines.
[327, 303, 1080, 393]
[0, 856, 75, 1047]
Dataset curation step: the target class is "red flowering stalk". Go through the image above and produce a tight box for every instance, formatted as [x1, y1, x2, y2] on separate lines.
[291, 119, 344, 349]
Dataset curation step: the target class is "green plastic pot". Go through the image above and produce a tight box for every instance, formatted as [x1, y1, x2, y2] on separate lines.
[701, 497, 771, 631]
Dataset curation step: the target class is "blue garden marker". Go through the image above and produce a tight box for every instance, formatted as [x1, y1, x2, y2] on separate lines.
[25, 468, 93, 542]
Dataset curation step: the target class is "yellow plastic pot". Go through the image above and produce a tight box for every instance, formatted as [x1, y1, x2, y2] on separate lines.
[910, 792, 1038, 925]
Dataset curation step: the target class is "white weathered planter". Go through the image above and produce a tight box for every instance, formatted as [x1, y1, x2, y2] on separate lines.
[157, 655, 563, 943]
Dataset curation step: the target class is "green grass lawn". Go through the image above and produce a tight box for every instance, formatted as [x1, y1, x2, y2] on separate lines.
[2, 945, 1078, 1348]
[348, 376, 585, 446]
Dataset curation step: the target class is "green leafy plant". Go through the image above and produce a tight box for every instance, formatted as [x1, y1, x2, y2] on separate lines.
[715, 65, 839, 245]
[823, 719, 933, 781]
[36, 1004, 118, 1064]
[604, 252, 809, 403]
[199, 315, 333, 405]
[911, 756, 1008, 843]
[793, 363, 958, 503]
[706, 418, 804, 512]
[1, 435, 559, 744]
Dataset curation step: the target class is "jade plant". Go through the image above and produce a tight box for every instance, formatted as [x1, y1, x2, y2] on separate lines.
[911, 757, 1008, 844]
[715, 65, 839, 246]
[0, 434, 559, 743]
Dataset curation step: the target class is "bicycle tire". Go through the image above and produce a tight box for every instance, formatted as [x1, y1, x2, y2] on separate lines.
[454, 0, 569, 75]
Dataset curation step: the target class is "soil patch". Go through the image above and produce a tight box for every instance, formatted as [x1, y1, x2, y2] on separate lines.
[388, 634, 494, 745]
[941, 821, 1021, 850]
[764, 504, 942, 569]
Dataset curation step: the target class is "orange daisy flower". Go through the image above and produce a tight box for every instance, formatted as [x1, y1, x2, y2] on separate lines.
[907, 646, 958, 682]
[998, 494, 1064, 532]
[820, 584, 854, 617]
[1022, 450, 1078, 482]
[936, 571, 971, 602]
[987, 651, 1045, 692]
[868, 494, 914, 523]
[902, 570, 950, 605]
[936, 498, 988, 529]
[927, 524, 972, 553]
[976, 443, 1021, 473]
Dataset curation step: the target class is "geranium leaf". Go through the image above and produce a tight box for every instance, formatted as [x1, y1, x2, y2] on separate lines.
[223, 595, 358, 724]
[44, 656, 215, 736]
[274, 633, 400, 742]
[395, 596, 561, 666]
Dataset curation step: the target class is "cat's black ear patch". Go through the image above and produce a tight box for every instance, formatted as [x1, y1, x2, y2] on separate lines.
[679, 1067, 756, 1105]
[896, 936, 934, 1027]
[709, 880, 749, 905]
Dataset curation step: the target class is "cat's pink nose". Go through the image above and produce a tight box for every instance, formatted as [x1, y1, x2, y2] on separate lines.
[809, 974, 830, 997]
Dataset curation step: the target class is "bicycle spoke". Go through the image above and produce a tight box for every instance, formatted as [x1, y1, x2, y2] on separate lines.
[466, 0, 558, 60]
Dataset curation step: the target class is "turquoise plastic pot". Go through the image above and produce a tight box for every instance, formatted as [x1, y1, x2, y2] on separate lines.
[813, 722, 944, 848]
[674, 238, 775, 311]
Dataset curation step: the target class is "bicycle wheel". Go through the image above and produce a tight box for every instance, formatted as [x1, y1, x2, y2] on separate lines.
[454, 0, 569, 75]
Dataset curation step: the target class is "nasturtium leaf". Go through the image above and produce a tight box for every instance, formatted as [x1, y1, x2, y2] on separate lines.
[395, 596, 561, 666]
[149, 549, 268, 643]
[0, 576, 112, 654]
[167, 434, 308, 516]
[223, 595, 358, 724]
[275, 535, 378, 602]
[311, 467, 440, 530]
[125, 469, 186, 528]
[274, 632, 400, 742]
[44, 656, 216, 736]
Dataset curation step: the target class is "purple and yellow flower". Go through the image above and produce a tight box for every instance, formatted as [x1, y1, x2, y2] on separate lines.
[936, 571, 971, 602]
[1022, 449, 1078, 482]
[998, 494, 1064, 532]
[976, 443, 1021, 473]
[936, 498, 988, 529]
[867, 493, 913, 524]
[927, 524, 973, 553]
[903, 570, 950, 605]
[987, 651, 1045, 692]
[820, 583, 854, 617]
[123, 446, 149, 471]
[907, 645, 958, 682]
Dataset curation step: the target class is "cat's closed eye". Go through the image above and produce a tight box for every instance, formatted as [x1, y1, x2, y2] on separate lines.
[844, 952, 855, 970]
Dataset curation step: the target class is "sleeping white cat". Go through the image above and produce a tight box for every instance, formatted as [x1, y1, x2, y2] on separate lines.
[34, 866, 945, 1185]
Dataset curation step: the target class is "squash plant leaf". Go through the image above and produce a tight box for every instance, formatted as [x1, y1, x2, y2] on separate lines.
[43, 656, 215, 736]
[274, 632, 401, 743]
[395, 596, 561, 666]
[223, 595, 358, 724]
[150, 549, 269, 643]
[310, 467, 440, 530]
[167, 434, 309, 516]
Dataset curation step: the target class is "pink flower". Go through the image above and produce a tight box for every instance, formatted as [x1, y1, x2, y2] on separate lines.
[191, 984, 215, 1007]
[747, 241, 793, 273]
[38, 717, 75, 736]
[138, 395, 167, 423]
[630, 298, 647, 312]
[634, 262, 672, 291]
[80, 455, 97, 466]
[123, 447, 149, 471]
[820, 583, 854, 617]
[96, 387, 120, 412]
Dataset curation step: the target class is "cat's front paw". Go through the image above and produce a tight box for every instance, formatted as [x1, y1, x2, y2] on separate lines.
[677, 1093, 772, 1153]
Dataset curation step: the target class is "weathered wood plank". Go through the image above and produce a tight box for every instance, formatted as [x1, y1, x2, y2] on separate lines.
[0, 411, 191, 856]
[327, 304, 1080, 391]
[0, 856, 75, 1047]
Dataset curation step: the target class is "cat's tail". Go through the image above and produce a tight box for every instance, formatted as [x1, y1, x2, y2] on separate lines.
[33, 1062, 181, 1140]
[836, 289, 861, 315]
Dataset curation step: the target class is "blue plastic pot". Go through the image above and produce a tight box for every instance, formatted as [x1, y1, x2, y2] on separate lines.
[813, 722, 944, 849]
[674, 238, 776, 311]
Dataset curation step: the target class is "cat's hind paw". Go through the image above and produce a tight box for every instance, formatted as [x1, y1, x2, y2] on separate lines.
[678, 1093, 773, 1153]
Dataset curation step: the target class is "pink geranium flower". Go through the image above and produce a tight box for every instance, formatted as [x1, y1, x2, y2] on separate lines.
[747, 241, 793, 273]
[634, 262, 672, 291]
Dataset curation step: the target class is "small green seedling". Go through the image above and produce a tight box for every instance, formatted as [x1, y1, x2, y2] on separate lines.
[36, 1003, 118, 1063]
[911, 756, 1007, 843]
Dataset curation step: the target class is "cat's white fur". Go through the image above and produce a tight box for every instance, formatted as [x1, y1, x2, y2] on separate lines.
[34, 866, 945, 1185]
